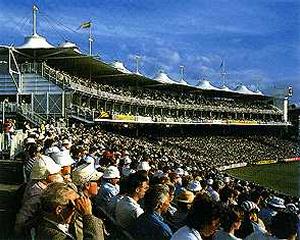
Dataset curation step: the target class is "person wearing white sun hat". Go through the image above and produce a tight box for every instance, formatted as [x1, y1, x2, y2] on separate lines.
[137, 161, 151, 172]
[72, 163, 103, 198]
[94, 166, 120, 211]
[15, 155, 63, 237]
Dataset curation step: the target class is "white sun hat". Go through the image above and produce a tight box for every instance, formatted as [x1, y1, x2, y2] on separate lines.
[175, 168, 184, 176]
[30, 155, 62, 180]
[123, 156, 132, 165]
[187, 180, 202, 192]
[51, 150, 75, 167]
[137, 161, 151, 171]
[26, 138, 36, 144]
[267, 196, 286, 209]
[103, 166, 120, 179]
[72, 163, 103, 185]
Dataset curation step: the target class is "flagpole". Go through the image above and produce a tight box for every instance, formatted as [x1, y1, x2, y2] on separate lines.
[220, 59, 226, 85]
[32, 5, 38, 36]
[89, 22, 93, 56]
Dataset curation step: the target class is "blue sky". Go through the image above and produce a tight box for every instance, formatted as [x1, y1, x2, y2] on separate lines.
[0, 0, 299, 104]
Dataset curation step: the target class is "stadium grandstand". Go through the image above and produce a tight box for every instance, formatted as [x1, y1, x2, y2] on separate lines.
[0, 5, 299, 240]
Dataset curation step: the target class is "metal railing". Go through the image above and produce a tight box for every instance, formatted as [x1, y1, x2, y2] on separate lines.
[19, 62, 283, 116]
[18, 104, 47, 126]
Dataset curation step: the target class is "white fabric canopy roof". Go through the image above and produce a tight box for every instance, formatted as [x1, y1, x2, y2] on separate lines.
[18, 34, 55, 49]
[218, 85, 232, 92]
[154, 72, 176, 84]
[234, 85, 256, 95]
[196, 79, 219, 90]
[177, 78, 189, 85]
[111, 61, 132, 74]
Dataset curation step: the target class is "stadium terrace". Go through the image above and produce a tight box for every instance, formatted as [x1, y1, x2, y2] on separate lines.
[0, 5, 299, 240]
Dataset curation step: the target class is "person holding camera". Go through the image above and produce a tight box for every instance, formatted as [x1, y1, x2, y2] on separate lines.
[36, 182, 104, 240]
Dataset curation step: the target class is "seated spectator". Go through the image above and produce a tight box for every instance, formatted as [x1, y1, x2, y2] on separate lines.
[245, 211, 299, 240]
[259, 196, 286, 228]
[236, 200, 266, 238]
[115, 172, 149, 228]
[14, 155, 63, 237]
[168, 190, 195, 232]
[171, 193, 223, 240]
[36, 182, 104, 240]
[214, 206, 243, 240]
[72, 163, 103, 198]
[94, 166, 120, 211]
[106, 177, 128, 219]
[131, 184, 173, 240]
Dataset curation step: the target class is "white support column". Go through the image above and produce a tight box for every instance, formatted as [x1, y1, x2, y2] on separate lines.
[31, 93, 34, 113]
[62, 92, 65, 118]
[283, 96, 288, 123]
[46, 92, 49, 116]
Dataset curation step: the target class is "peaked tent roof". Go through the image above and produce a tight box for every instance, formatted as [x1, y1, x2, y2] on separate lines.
[111, 61, 132, 74]
[235, 85, 256, 95]
[253, 89, 264, 95]
[196, 79, 220, 90]
[177, 78, 189, 86]
[154, 72, 176, 84]
[218, 85, 233, 92]
[18, 34, 55, 49]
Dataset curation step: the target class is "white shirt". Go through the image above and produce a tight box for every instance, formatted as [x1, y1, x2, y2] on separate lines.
[213, 230, 242, 240]
[115, 195, 144, 229]
[171, 225, 202, 240]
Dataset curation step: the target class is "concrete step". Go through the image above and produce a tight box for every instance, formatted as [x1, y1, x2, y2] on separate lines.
[0, 160, 24, 184]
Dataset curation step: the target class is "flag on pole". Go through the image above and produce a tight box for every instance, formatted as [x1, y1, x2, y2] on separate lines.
[220, 60, 224, 70]
[78, 21, 92, 29]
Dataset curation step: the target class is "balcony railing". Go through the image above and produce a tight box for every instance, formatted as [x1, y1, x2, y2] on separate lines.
[19, 62, 282, 116]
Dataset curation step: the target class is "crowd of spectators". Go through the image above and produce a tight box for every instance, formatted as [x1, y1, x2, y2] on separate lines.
[39, 63, 281, 117]
[13, 120, 300, 240]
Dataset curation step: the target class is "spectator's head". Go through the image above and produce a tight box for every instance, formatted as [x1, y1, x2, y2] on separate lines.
[102, 165, 120, 185]
[62, 139, 72, 150]
[186, 193, 223, 237]
[143, 184, 170, 214]
[187, 180, 202, 194]
[176, 190, 195, 210]
[267, 196, 286, 210]
[30, 155, 63, 183]
[137, 161, 151, 172]
[220, 186, 236, 205]
[41, 182, 79, 224]
[270, 211, 298, 240]
[126, 172, 149, 201]
[221, 206, 244, 233]
[72, 163, 103, 197]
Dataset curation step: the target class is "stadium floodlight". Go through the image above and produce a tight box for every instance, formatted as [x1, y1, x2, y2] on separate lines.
[288, 86, 293, 97]
[180, 65, 185, 80]
[135, 55, 141, 74]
